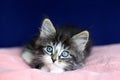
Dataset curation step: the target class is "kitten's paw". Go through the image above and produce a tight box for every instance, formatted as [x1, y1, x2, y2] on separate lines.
[41, 66, 49, 72]
[22, 50, 34, 63]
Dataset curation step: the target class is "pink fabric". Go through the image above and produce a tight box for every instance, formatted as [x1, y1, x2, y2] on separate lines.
[0, 44, 120, 80]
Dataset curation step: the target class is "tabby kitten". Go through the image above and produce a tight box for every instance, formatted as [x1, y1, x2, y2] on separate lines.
[22, 18, 91, 73]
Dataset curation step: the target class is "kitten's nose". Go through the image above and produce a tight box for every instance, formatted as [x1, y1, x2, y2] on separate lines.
[52, 54, 57, 63]
[52, 58, 56, 63]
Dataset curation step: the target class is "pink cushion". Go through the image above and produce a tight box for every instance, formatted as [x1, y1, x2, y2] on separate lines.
[0, 44, 120, 80]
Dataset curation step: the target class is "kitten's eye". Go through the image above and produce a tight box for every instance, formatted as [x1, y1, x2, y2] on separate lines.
[46, 46, 53, 53]
[61, 51, 69, 58]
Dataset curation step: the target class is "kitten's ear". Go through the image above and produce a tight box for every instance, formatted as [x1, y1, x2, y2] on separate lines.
[71, 31, 89, 51]
[40, 18, 56, 37]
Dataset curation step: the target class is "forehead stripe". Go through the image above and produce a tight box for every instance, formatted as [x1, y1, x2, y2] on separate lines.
[56, 42, 63, 53]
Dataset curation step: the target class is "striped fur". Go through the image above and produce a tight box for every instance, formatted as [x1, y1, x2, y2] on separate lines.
[22, 18, 91, 73]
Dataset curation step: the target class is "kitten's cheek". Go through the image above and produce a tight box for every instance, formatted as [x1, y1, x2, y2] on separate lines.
[43, 55, 53, 64]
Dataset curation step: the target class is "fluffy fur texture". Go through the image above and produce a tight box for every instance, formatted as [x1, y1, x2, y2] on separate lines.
[22, 18, 91, 73]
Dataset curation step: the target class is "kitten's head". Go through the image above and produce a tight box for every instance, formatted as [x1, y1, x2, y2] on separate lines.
[33, 18, 89, 72]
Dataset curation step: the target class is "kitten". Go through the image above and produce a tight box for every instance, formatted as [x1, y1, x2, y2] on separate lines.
[22, 18, 91, 73]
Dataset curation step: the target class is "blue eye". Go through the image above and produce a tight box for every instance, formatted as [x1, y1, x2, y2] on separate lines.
[46, 46, 53, 53]
[61, 51, 69, 57]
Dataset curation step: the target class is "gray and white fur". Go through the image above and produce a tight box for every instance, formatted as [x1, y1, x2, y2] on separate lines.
[22, 18, 91, 73]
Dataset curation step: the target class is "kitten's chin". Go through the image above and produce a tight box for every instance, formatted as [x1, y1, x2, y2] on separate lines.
[41, 65, 65, 73]
[50, 69, 65, 73]
[49, 64, 65, 73]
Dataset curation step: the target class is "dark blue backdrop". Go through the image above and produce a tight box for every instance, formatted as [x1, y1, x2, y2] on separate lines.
[1, 0, 120, 47]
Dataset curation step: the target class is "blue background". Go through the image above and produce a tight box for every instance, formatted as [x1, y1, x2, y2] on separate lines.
[1, 0, 120, 47]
